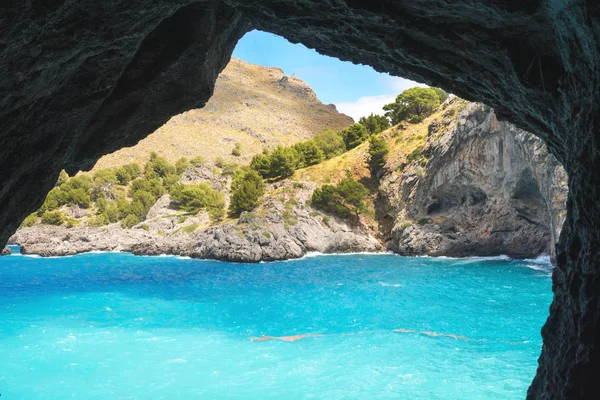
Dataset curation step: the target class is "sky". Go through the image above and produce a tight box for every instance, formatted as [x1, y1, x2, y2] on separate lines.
[232, 30, 422, 121]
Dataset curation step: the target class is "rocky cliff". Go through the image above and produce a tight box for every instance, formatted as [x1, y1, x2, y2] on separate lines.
[12, 178, 381, 261]
[379, 99, 567, 260]
[12, 98, 566, 262]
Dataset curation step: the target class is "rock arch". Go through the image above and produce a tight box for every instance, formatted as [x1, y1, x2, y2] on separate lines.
[1, 1, 599, 398]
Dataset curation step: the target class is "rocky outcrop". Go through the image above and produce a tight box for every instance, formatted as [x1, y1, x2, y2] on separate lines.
[11, 225, 157, 257]
[2, 2, 600, 397]
[383, 100, 567, 260]
[12, 180, 381, 261]
[1, 247, 11, 256]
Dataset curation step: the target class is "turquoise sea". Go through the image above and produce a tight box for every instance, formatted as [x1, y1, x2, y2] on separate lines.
[0, 246, 553, 399]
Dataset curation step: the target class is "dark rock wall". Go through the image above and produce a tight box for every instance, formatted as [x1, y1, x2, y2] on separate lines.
[1, 1, 599, 398]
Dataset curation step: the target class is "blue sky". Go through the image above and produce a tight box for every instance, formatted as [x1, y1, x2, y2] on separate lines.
[232, 30, 421, 121]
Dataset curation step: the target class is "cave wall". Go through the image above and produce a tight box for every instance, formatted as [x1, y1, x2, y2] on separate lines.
[2, 1, 600, 398]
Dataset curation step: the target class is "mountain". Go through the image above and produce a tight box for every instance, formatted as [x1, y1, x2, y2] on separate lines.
[93, 58, 353, 170]
[11, 95, 568, 262]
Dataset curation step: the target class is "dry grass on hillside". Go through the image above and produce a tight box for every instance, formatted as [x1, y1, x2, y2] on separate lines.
[293, 97, 468, 186]
[93, 58, 353, 171]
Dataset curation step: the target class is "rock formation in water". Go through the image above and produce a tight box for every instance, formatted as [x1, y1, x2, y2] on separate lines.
[2, 1, 599, 397]
[0, 247, 11, 256]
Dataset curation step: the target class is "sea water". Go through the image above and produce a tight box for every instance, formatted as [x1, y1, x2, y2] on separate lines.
[0, 246, 553, 399]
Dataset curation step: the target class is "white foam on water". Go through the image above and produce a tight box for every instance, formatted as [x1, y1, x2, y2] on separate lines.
[379, 282, 402, 287]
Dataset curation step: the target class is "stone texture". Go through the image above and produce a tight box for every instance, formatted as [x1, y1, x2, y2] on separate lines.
[383, 101, 567, 260]
[1, 1, 600, 397]
[1, 247, 11, 256]
[12, 180, 382, 261]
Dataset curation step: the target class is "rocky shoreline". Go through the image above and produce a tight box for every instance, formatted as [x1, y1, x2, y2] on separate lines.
[9, 101, 567, 263]
[10, 180, 382, 262]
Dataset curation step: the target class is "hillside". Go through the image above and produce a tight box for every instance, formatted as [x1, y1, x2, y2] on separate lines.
[11, 91, 567, 262]
[93, 58, 353, 170]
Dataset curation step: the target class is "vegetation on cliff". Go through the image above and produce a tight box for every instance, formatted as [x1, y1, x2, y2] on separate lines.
[23, 85, 451, 233]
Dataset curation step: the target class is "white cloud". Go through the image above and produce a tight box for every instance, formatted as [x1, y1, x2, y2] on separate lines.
[383, 75, 425, 92]
[335, 94, 397, 121]
[335, 76, 424, 121]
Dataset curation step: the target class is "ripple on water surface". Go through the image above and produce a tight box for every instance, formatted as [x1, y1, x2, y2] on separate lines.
[0, 249, 553, 399]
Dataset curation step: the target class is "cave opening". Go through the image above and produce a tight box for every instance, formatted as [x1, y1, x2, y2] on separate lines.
[1, 1, 599, 398]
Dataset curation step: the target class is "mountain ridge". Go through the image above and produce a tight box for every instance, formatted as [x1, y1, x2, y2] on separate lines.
[93, 58, 353, 170]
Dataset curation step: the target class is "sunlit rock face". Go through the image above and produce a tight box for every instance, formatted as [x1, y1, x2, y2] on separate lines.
[1, 1, 599, 398]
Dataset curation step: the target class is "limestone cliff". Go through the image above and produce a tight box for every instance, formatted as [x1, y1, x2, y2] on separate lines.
[13, 178, 381, 261]
[379, 99, 567, 260]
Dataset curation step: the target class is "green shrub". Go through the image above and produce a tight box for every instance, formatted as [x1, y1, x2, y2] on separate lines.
[41, 211, 65, 226]
[342, 123, 370, 150]
[407, 145, 424, 164]
[368, 136, 389, 175]
[383, 87, 441, 125]
[130, 177, 165, 198]
[250, 153, 272, 178]
[214, 156, 225, 168]
[177, 215, 188, 224]
[220, 162, 239, 176]
[311, 177, 369, 221]
[140, 224, 150, 232]
[21, 214, 38, 228]
[93, 168, 117, 184]
[417, 217, 432, 225]
[268, 146, 299, 179]
[169, 183, 225, 214]
[43, 175, 93, 209]
[116, 198, 132, 220]
[293, 140, 325, 168]
[208, 206, 225, 223]
[145, 152, 175, 178]
[358, 113, 390, 134]
[190, 156, 205, 167]
[64, 217, 80, 228]
[313, 129, 346, 159]
[433, 88, 449, 103]
[161, 173, 181, 190]
[229, 170, 265, 217]
[62, 175, 92, 192]
[66, 188, 92, 208]
[115, 163, 142, 185]
[399, 221, 413, 230]
[121, 214, 140, 228]
[99, 201, 120, 223]
[232, 143, 242, 157]
[175, 157, 192, 175]
[88, 214, 110, 227]
[39, 187, 65, 213]
[56, 170, 69, 187]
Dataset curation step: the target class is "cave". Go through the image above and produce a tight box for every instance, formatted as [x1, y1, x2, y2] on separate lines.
[1, 1, 599, 398]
